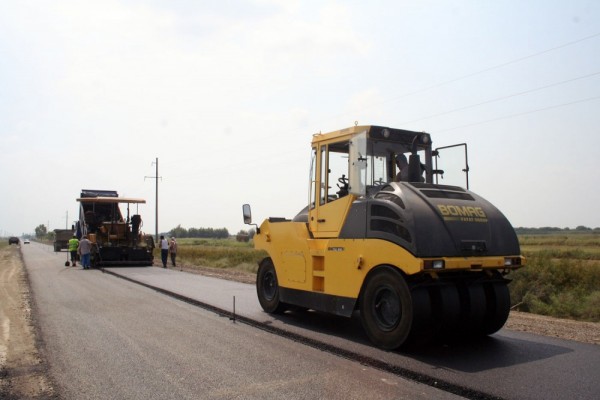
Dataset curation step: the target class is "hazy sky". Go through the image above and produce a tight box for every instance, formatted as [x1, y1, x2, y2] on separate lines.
[1, 0, 599, 237]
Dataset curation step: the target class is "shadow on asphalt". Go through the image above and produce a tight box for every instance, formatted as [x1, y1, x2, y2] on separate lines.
[267, 308, 574, 373]
[272, 308, 371, 344]
[403, 335, 573, 373]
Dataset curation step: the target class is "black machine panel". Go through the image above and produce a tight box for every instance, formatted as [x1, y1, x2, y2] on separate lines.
[340, 182, 520, 258]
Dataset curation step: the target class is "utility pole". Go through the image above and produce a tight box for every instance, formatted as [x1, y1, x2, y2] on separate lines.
[145, 158, 161, 243]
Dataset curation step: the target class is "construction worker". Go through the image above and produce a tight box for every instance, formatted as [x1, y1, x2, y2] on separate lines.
[68, 235, 79, 266]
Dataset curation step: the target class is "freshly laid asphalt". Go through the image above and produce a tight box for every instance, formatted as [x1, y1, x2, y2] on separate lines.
[23, 243, 460, 400]
[103, 266, 600, 400]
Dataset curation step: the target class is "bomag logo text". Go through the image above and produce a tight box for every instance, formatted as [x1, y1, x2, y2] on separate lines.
[437, 204, 488, 223]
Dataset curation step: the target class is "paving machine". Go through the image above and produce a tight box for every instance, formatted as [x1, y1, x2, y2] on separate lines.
[243, 125, 525, 349]
[76, 189, 154, 267]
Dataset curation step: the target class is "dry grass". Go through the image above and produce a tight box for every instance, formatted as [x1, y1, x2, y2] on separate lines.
[510, 233, 600, 322]
[175, 238, 266, 274]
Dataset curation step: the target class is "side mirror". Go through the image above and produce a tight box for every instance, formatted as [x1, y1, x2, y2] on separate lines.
[242, 204, 252, 224]
[242, 204, 260, 234]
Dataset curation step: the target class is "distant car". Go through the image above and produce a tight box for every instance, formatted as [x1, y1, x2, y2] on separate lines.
[23, 238, 31, 244]
[8, 237, 19, 245]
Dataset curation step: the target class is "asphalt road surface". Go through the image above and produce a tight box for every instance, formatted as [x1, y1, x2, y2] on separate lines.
[23, 242, 599, 400]
[22, 242, 462, 400]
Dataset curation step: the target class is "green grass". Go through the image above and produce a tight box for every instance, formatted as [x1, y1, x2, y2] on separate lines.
[519, 233, 600, 247]
[176, 238, 267, 274]
[520, 247, 600, 260]
[510, 233, 600, 322]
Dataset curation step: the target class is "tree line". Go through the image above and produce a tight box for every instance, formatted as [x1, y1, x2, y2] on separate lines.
[168, 224, 229, 239]
[30, 224, 232, 240]
[32, 223, 599, 240]
[514, 226, 599, 234]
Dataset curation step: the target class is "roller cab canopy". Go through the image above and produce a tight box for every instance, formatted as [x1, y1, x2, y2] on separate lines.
[77, 192, 147, 228]
[76, 197, 146, 204]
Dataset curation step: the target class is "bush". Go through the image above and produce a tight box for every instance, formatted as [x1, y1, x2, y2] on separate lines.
[509, 251, 600, 322]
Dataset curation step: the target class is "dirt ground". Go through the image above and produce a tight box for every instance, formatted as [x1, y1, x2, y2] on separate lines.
[1, 249, 598, 400]
[0, 246, 56, 399]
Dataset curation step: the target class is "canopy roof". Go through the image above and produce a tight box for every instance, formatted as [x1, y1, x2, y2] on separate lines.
[76, 197, 146, 204]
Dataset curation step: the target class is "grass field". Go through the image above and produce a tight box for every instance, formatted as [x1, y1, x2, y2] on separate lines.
[176, 238, 266, 274]
[510, 233, 600, 322]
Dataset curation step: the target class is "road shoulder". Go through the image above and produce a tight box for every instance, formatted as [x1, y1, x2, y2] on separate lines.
[0, 245, 56, 399]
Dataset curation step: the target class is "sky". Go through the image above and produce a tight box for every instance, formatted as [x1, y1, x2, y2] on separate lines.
[1, 0, 599, 237]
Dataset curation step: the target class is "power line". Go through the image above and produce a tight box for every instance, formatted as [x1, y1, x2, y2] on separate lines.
[326, 32, 600, 123]
[402, 32, 600, 96]
[399, 71, 600, 126]
[436, 96, 600, 132]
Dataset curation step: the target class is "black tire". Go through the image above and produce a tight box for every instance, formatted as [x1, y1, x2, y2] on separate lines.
[431, 284, 461, 340]
[407, 287, 434, 345]
[256, 258, 287, 314]
[481, 282, 510, 335]
[360, 267, 413, 350]
[456, 282, 487, 337]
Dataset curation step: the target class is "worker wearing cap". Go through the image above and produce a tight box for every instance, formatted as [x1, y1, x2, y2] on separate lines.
[68, 235, 79, 267]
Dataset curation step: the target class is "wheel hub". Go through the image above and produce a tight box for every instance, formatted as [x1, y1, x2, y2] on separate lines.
[263, 271, 277, 300]
[373, 286, 401, 331]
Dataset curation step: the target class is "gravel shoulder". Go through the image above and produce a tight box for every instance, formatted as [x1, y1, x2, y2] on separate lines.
[505, 310, 600, 345]
[0, 246, 56, 399]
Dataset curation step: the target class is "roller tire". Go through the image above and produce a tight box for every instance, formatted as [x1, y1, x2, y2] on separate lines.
[481, 282, 511, 335]
[407, 287, 434, 345]
[360, 268, 413, 350]
[256, 258, 287, 314]
[432, 284, 461, 339]
[456, 283, 487, 337]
